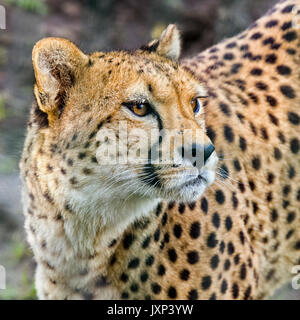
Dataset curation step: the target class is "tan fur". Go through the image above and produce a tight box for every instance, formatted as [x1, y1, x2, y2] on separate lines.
[21, 0, 300, 300]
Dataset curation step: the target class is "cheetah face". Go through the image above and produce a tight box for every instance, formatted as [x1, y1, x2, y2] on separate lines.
[32, 25, 218, 217]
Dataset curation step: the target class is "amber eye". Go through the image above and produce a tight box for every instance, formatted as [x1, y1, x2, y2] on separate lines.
[123, 102, 151, 117]
[191, 97, 203, 115]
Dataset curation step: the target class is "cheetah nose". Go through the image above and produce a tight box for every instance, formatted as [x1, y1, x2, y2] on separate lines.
[179, 143, 215, 166]
[204, 144, 215, 164]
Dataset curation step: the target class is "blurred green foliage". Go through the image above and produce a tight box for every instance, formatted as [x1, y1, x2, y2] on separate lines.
[3, 0, 48, 15]
[0, 94, 5, 120]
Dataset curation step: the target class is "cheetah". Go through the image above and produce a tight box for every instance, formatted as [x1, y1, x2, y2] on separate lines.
[20, 0, 300, 300]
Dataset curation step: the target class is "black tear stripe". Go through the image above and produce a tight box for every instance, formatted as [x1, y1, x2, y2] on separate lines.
[141, 105, 164, 188]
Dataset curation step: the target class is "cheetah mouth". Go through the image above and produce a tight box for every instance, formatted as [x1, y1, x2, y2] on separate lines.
[180, 174, 208, 188]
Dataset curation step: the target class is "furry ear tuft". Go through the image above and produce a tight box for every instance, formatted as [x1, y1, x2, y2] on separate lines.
[141, 24, 181, 60]
[32, 37, 88, 123]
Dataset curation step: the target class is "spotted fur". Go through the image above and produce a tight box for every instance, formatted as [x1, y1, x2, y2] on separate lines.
[21, 0, 300, 300]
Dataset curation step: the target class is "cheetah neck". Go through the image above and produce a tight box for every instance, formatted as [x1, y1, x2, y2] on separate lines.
[64, 193, 160, 255]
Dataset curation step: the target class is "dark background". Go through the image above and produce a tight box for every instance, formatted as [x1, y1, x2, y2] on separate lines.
[0, 0, 297, 299]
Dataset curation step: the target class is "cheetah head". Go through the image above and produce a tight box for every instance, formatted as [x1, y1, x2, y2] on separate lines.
[32, 25, 218, 226]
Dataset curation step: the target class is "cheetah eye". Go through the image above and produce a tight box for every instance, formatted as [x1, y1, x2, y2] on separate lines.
[191, 97, 205, 115]
[123, 101, 151, 117]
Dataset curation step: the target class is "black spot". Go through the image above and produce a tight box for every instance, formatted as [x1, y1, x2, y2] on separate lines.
[283, 31, 297, 42]
[240, 263, 247, 280]
[227, 242, 235, 255]
[128, 258, 140, 269]
[226, 42, 237, 48]
[173, 224, 182, 239]
[289, 166, 296, 179]
[278, 132, 286, 144]
[168, 201, 175, 210]
[88, 131, 96, 140]
[286, 230, 294, 239]
[252, 201, 259, 214]
[249, 180, 255, 191]
[121, 292, 129, 299]
[219, 241, 225, 254]
[153, 228, 160, 242]
[140, 272, 149, 283]
[123, 233, 135, 249]
[187, 251, 199, 264]
[178, 203, 186, 214]
[207, 232, 218, 248]
[232, 283, 239, 299]
[130, 283, 139, 293]
[224, 53, 234, 60]
[180, 269, 190, 280]
[210, 255, 220, 270]
[263, 37, 275, 45]
[157, 264, 166, 276]
[290, 138, 299, 154]
[224, 259, 231, 270]
[282, 5, 294, 13]
[294, 241, 300, 250]
[266, 20, 278, 28]
[233, 159, 241, 171]
[209, 293, 216, 300]
[239, 136, 247, 151]
[231, 63, 242, 74]
[221, 280, 228, 294]
[151, 283, 161, 294]
[225, 216, 233, 231]
[155, 203, 162, 216]
[274, 147, 282, 160]
[251, 68, 263, 76]
[188, 289, 198, 300]
[270, 209, 278, 222]
[120, 273, 128, 283]
[109, 254, 117, 266]
[244, 286, 252, 300]
[161, 212, 168, 226]
[145, 255, 155, 266]
[251, 32, 263, 40]
[215, 190, 225, 204]
[287, 212, 295, 223]
[168, 248, 178, 263]
[168, 287, 177, 299]
[190, 222, 201, 239]
[224, 125, 234, 142]
[252, 157, 261, 170]
[283, 185, 291, 196]
[280, 85, 295, 99]
[219, 103, 231, 116]
[142, 236, 151, 249]
[277, 65, 291, 75]
[267, 173, 275, 184]
[288, 112, 300, 125]
[265, 54, 277, 64]
[268, 113, 279, 126]
[201, 197, 208, 213]
[266, 95, 278, 107]
[240, 44, 249, 51]
[201, 276, 212, 290]
[256, 82, 268, 91]
[212, 212, 220, 229]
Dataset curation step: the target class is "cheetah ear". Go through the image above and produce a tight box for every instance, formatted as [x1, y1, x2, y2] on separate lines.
[142, 24, 181, 61]
[32, 37, 88, 123]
